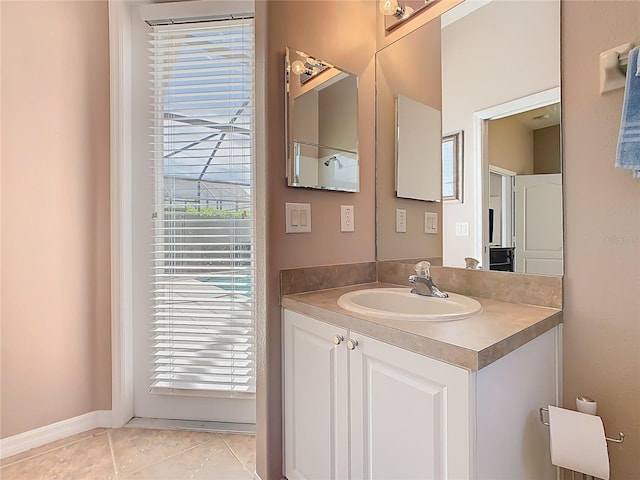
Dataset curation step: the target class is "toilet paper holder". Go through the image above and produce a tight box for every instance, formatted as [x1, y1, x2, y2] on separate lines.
[538, 407, 625, 444]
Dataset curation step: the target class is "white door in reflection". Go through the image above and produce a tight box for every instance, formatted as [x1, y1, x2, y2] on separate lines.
[514, 174, 563, 275]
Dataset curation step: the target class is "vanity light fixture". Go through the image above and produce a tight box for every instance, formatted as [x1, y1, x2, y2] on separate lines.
[379, 0, 414, 19]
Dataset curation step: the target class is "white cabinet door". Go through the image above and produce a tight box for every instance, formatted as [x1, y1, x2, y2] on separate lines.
[349, 333, 470, 480]
[283, 310, 349, 480]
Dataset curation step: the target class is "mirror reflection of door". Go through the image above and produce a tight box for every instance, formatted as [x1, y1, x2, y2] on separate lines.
[514, 173, 563, 275]
[486, 104, 562, 274]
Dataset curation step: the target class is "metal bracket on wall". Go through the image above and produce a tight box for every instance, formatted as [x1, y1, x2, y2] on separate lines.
[600, 43, 634, 93]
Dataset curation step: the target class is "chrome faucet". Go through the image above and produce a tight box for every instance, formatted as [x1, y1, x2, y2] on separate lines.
[408, 261, 448, 298]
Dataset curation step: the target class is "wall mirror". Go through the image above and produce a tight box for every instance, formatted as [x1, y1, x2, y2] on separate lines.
[285, 47, 359, 192]
[396, 94, 442, 201]
[375, 0, 562, 276]
[376, 16, 442, 261]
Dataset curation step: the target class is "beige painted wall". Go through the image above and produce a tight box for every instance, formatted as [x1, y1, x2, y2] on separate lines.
[488, 116, 534, 175]
[319, 75, 358, 152]
[534, 125, 561, 174]
[563, 1, 640, 477]
[0, 0, 111, 438]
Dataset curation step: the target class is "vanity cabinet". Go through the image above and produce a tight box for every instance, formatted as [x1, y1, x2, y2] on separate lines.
[348, 325, 470, 479]
[283, 309, 470, 479]
[283, 310, 349, 479]
[283, 308, 559, 480]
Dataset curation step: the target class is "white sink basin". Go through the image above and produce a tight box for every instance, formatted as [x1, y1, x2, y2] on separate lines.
[337, 288, 482, 321]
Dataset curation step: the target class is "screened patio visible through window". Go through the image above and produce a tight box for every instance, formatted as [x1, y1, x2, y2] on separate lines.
[149, 18, 256, 395]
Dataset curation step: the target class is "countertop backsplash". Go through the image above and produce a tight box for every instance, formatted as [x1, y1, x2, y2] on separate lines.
[282, 260, 562, 309]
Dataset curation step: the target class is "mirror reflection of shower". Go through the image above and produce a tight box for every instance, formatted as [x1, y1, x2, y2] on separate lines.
[324, 155, 344, 168]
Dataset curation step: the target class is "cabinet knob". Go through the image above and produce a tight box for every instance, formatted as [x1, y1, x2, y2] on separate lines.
[333, 334, 344, 345]
[347, 339, 358, 350]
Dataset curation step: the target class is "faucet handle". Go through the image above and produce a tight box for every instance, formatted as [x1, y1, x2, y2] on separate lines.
[413, 260, 431, 277]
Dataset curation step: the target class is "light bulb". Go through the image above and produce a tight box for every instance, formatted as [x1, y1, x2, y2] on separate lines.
[291, 60, 307, 76]
[379, 0, 398, 16]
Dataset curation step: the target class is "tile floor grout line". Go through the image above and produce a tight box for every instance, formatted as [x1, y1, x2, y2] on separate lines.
[115, 436, 221, 478]
[0, 430, 107, 470]
[217, 433, 254, 477]
[107, 429, 121, 479]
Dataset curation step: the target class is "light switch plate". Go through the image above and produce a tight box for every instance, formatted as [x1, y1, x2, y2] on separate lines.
[285, 202, 311, 233]
[455, 221, 470, 237]
[424, 212, 438, 234]
[341, 205, 354, 232]
[396, 209, 407, 233]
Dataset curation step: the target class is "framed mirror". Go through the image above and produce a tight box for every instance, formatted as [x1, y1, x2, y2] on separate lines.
[285, 47, 359, 192]
[395, 93, 442, 202]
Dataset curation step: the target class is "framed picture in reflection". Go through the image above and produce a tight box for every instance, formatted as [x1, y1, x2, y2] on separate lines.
[442, 130, 463, 202]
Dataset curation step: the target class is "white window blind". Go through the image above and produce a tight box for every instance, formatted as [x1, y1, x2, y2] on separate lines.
[149, 18, 256, 395]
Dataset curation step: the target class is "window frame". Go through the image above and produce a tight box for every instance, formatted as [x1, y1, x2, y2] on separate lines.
[442, 130, 464, 203]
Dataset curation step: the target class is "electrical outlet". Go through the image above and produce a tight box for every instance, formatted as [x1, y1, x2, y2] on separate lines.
[341, 205, 354, 232]
[396, 209, 407, 233]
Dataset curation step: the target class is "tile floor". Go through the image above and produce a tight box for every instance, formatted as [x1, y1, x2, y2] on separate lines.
[0, 427, 255, 479]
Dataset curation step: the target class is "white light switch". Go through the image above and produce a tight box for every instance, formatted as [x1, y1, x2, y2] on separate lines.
[286, 203, 311, 233]
[396, 209, 407, 233]
[424, 212, 438, 234]
[455, 221, 470, 237]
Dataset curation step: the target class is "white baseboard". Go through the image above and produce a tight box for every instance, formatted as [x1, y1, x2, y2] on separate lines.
[0, 410, 115, 459]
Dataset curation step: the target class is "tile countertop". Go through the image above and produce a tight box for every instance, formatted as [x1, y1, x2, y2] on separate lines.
[281, 282, 562, 371]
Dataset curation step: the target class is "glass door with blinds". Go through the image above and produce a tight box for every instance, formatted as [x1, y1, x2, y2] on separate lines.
[133, 13, 256, 424]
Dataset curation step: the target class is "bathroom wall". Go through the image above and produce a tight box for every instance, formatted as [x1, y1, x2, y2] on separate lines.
[534, 125, 561, 174]
[488, 116, 534, 175]
[0, 0, 111, 437]
[268, 2, 377, 269]
[563, 2, 640, 477]
[318, 76, 358, 153]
